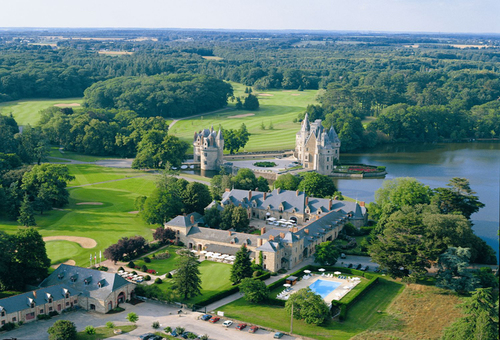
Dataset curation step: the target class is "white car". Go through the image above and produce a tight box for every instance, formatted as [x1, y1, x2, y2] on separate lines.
[222, 320, 233, 327]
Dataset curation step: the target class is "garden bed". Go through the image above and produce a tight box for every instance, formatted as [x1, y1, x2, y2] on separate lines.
[254, 161, 277, 167]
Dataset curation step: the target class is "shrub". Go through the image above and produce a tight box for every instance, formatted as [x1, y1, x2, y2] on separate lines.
[271, 272, 278, 276]
[253, 270, 263, 278]
[152, 321, 160, 329]
[1, 322, 16, 331]
[144, 275, 151, 281]
[17, 320, 24, 326]
[37, 314, 51, 320]
[277, 268, 287, 274]
[156, 251, 170, 260]
[118, 266, 124, 271]
[106, 321, 114, 328]
[144, 256, 151, 263]
[85, 325, 96, 334]
[166, 272, 172, 278]
[164, 326, 172, 333]
[141, 265, 148, 272]
[155, 278, 163, 284]
[253, 161, 276, 168]
[175, 326, 185, 335]
[98, 266, 108, 271]
[49, 311, 59, 317]
[147, 269, 157, 274]
[127, 261, 135, 268]
[132, 271, 137, 275]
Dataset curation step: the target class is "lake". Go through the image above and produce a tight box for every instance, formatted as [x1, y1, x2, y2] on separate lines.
[336, 142, 500, 262]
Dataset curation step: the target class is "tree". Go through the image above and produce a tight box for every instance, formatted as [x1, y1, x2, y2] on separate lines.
[442, 288, 498, 340]
[204, 205, 222, 228]
[104, 236, 147, 263]
[172, 250, 202, 299]
[433, 177, 485, 220]
[314, 241, 340, 266]
[297, 172, 336, 198]
[239, 278, 269, 303]
[17, 194, 36, 227]
[222, 124, 250, 154]
[436, 247, 480, 294]
[47, 320, 77, 340]
[474, 267, 499, 289]
[235, 97, 243, 110]
[153, 227, 176, 244]
[285, 287, 330, 325]
[220, 205, 249, 232]
[232, 168, 257, 190]
[0, 231, 15, 290]
[256, 176, 270, 192]
[126, 312, 139, 323]
[210, 172, 232, 200]
[141, 177, 184, 224]
[274, 174, 300, 190]
[231, 245, 253, 283]
[243, 94, 259, 110]
[182, 182, 212, 214]
[13, 227, 51, 286]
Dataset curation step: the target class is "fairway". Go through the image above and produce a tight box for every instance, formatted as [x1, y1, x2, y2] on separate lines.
[218, 277, 404, 340]
[170, 83, 319, 152]
[46, 240, 83, 265]
[66, 164, 149, 187]
[0, 98, 83, 126]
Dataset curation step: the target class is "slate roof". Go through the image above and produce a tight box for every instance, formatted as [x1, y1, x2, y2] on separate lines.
[39, 265, 132, 301]
[204, 244, 255, 257]
[0, 284, 79, 315]
[186, 227, 259, 247]
[167, 212, 204, 227]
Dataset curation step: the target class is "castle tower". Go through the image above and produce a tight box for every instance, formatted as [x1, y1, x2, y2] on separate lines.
[193, 126, 224, 170]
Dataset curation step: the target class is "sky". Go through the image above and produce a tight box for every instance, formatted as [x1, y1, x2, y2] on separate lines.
[0, 0, 499, 34]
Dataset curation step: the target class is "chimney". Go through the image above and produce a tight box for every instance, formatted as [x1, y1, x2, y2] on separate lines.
[225, 188, 231, 192]
[33, 291, 37, 298]
[305, 196, 309, 206]
[292, 227, 298, 233]
[316, 215, 319, 220]
[329, 199, 332, 210]
[277, 188, 281, 194]
[279, 232, 285, 239]
[228, 230, 231, 236]
[190, 215, 195, 224]
[248, 190, 252, 200]
[296, 190, 299, 196]
[258, 239, 263, 246]
[304, 229, 309, 234]
[261, 227, 266, 235]
[359, 201, 365, 207]
[269, 235, 274, 241]
[263, 192, 267, 200]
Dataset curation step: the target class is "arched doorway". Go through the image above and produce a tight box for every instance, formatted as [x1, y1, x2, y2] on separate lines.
[302, 248, 308, 258]
[117, 292, 125, 304]
[198, 244, 203, 251]
[188, 243, 193, 249]
[290, 216, 298, 223]
[107, 301, 113, 311]
[90, 304, 95, 310]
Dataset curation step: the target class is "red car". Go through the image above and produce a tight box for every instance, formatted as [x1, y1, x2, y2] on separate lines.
[209, 316, 220, 323]
[236, 323, 247, 331]
[249, 325, 259, 333]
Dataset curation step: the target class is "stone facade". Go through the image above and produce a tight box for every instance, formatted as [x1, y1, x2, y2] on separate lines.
[295, 114, 341, 175]
[193, 126, 224, 170]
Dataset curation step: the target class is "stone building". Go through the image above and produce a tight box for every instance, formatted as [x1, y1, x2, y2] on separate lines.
[166, 189, 367, 272]
[0, 265, 135, 326]
[294, 113, 341, 175]
[193, 126, 224, 170]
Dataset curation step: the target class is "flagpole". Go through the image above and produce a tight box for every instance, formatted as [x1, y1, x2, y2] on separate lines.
[89, 254, 92, 268]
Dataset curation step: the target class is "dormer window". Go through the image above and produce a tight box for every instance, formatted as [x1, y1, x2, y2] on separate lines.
[70, 275, 77, 283]
[1, 311, 5, 317]
[48, 298, 53, 303]
[30, 303, 35, 308]
[65, 293, 70, 298]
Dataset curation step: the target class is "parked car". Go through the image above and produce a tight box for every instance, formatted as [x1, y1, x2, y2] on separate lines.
[222, 320, 233, 327]
[360, 266, 367, 271]
[274, 332, 285, 339]
[139, 334, 157, 340]
[340, 253, 346, 259]
[356, 263, 362, 270]
[373, 266, 380, 273]
[209, 316, 220, 323]
[249, 325, 259, 333]
[200, 314, 211, 321]
[171, 329, 178, 337]
[236, 323, 247, 330]
[347, 263, 353, 268]
[181, 331, 195, 339]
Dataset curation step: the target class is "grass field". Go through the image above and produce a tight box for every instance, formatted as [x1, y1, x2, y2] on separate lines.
[45, 240, 84, 265]
[170, 83, 320, 153]
[133, 246, 183, 275]
[0, 98, 83, 126]
[0, 164, 158, 267]
[66, 164, 149, 187]
[157, 261, 233, 304]
[48, 147, 116, 163]
[219, 277, 404, 340]
[76, 325, 136, 340]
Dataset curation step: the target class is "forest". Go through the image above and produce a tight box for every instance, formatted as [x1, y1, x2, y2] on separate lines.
[0, 30, 499, 152]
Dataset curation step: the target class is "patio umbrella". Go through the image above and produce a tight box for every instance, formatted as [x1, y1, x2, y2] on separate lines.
[334, 271, 341, 275]
[200, 250, 207, 254]
[268, 217, 276, 221]
[221, 254, 228, 258]
[353, 277, 361, 281]
[190, 249, 197, 253]
[318, 268, 326, 272]
[303, 270, 311, 274]
[283, 283, 291, 288]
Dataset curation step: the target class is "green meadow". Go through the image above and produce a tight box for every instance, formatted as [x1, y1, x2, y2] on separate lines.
[170, 83, 319, 153]
[0, 98, 83, 126]
[0, 164, 158, 267]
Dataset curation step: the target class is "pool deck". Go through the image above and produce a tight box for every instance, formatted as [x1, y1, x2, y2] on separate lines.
[278, 273, 361, 304]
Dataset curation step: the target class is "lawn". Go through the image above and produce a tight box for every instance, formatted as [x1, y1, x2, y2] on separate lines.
[170, 83, 319, 153]
[47, 146, 117, 163]
[45, 240, 84, 265]
[133, 246, 183, 275]
[156, 261, 233, 305]
[0, 164, 159, 267]
[218, 277, 404, 340]
[0, 97, 83, 126]
[76, 325, 136, 340]
[65, 164, 149, 187]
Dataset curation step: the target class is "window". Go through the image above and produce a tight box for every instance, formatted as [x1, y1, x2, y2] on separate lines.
[326, 166, 329, 170]
[26, 312, 35, 320]
[48, 298, 52, 303]
[49, 307, 53, 312]
[65, 293, 70, 298]
[1, 311, 4, 317]
[40, 309, 44, 313]
[30, 303, 35, 308]
[74, 300, 77, 304]
[12, 317, 16, 322]
[327, 157, 329, 161]
[204, 161, 207, 165]
[1, 320, 4, 325]
[263, 255, 267, 260]
[66, 302, 69, 306]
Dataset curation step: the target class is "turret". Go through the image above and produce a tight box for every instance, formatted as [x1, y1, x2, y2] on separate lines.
[302, 113, 310, 132]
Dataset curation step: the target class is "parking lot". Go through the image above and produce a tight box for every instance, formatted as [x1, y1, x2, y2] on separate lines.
[5, 300, 297, 340]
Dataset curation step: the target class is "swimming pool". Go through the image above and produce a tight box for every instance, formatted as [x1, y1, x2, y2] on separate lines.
[309, 279, 342, 299]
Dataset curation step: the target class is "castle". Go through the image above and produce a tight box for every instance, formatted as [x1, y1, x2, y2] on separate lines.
[295, 114, 341, 175]
[193, 126, 224, 170]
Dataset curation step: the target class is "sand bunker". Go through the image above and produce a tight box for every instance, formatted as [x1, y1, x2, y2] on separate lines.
[228, 113, 255, 119]
[77, 202, 103, 205]
[51, 259, 76, 269]
[54, 103, 81, 107]
[257, 93, 273, 97]
[128, 211, 139, 214]
[43, 236, 97, 248]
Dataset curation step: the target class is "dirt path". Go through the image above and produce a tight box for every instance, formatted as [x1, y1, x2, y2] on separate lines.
[43, 236, 97, 248]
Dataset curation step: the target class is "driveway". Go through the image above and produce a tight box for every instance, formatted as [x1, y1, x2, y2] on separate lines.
[5, 301, 297, 340]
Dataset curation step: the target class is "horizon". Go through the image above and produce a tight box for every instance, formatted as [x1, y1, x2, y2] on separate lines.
[0, 0, 499, 34]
